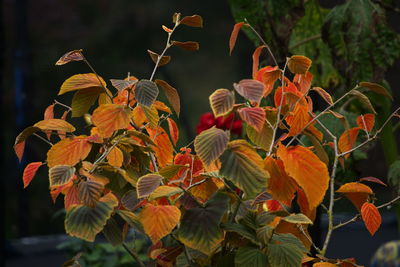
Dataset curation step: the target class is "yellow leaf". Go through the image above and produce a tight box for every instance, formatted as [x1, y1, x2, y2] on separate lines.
[92, 104, 131, 138]
[59, 73, 106, 95]
[107, 147, 124, 167]
[287, 55, 312, 74]
[47, 136, 92, 168]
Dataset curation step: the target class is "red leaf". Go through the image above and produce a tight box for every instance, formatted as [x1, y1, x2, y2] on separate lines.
[361, 202, 381, 236]
[64, 184, 80, 210]
[167, 118, 179, 146]
[238, 107, 266, 132]
[229, 22, 245, 55]
[23, 162, 43, 188]
[293, 71, 313, 94]
[252, 45, 266, 79]
[359, 177, 387, 186]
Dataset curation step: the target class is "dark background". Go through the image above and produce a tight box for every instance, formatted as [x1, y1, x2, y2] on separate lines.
[2, 0, 400, 266]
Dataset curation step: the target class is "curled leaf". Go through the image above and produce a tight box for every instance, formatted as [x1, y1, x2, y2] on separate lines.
[147, 50, 171, 66]
[56, 49, 83, 65]
[229, 22, 245, 55]
[287, 55, 312, 74]
[180, 15, 203, 27]
[171, 41, 199, 51]
[359, 82, 393, 100]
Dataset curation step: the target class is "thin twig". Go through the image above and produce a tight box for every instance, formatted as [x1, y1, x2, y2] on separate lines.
[244, 19, 278, 66]
[289, 34, 321, 51]
[82, 56, 113, 100]
[122, 242, 145, 267]
[33, 133, 53, 146]
[54, 100, 72, 111]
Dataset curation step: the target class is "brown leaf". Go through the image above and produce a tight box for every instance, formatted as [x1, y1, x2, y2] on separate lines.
[155, 79, 180, 116]
[252, 45, 266, 79]
[56, 49, 84, 65]
[359, 82, 393, 100]
[180, 15, 203, 27]
[147, 50, 171, 66]
[287, 55, 312, 74]
[171, 41, 199, 51]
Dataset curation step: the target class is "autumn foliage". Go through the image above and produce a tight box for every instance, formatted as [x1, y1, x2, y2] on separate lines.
[14, 14, 400, 267]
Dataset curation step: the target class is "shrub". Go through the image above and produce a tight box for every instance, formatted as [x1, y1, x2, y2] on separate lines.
[15, 13, 400, 266]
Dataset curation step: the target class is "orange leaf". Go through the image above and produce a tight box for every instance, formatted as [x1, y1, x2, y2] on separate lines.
[285, 98, 311, 136]
[277, 144, 329, 210]
[356, 114, 375, 132]
[167, 118, 179, 146]
[252, 45, 266, 79]
[361, 202, 381, 236]
[92, 104, 131, 138]
[23, 162, 43, 188]
[180, 15, 203, 28]
[313, 263, 338, 267]
[153, 101, 172, 114]
[229, 22, 245, 55]
[336, 182, 373, 211]
[338, 127, 360, 158]
[264, 157, 297, 205]
[293, 71, 313, 94]
[274, 82, 302, 108]
[64, 184, 80, 210]
[147, 127, 173, 168]
[107, 147, 124, 167]
[131, 105, 147, 127]
[44, 104, 55, 120]
[254, 66, 281, 97]
[287, 55, 312, 74]
[140, 204, 181, 243]
[238, 107, 266, 132]
[297, 188, 316, 221]
[47, 136, 92, 168]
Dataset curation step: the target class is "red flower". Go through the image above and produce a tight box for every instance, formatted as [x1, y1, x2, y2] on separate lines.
[196, 112, 242, 135]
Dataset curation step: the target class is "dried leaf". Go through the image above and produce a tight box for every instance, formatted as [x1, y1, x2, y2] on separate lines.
[171, 41, 199, 51]
[56, 49, 83, 65]
[349, 90, 376, 114]
[359, 82, 393, 100]
[287, 55, 312, 74]
[312, 87, 333, 105]
[147, 50, 171, 67]
[180, 15, 203, 27]
[155, 79, 180, 116]
[356, 114, 375, 132]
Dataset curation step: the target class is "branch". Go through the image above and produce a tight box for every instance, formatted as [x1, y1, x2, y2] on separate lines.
[122, 242, 145, 267]
[244, 19, 278, 66]
[54, 100, 72, 111]
[82, 55, 113, 100]
[33, 133, 53, 146]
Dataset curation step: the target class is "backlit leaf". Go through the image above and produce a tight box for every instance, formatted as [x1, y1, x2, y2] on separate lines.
[141, 104, 159, 129]
[155, 79, 180, 116]
[153, 101, 172, 114]
[92, 104, 130, 138]
[282, 213, 313, 225]
[177, 192, 229, 255]
[147, 50, 171, 67]
[312, 87, 333, 105]
[107, 147, 124, 168]
[246, 123, 273, 150]
[233, 79, 264, 103]
[65, 193, 118, 242]
[313, 262, 337, 267]
[287, 55, 312, 74]
[44, 104, 55, 120]
[23, 162, 43, 188]
[148, 186, 183, 200]
[171, 41, 199, 51]
[59, 73, 106, 95]
[264, 157, 297, 204]
[136, 174, 163, 198]
[167, 118, 179, 146]
[285, 99, 311, 136]
[159, 164, 188, 179]
[252, 45, 266, 79]
[338, 127, 360, 158]
[194, 127, 229, 166]
[238, 107, 265, 132]
[293, 72, 313, 94]
[359, 82, 393, 100]
[356, 114, 375, 132]
[349, 90, 376, 114]
[336, 182, 373, 211]
[209, 89, 235, 117]
[147, 126, 174, 167]
[220, 140, 269, 197]
[34, 119, 75, 132]
[135, 80, 159, 107]
[110, 79, 137, 92]
[14, 126, 40, 161]
[47, 136, 92, 168]
[229, 22, 245, 55]
[71, 87, 102, 117]
[277, 145, 329, 210]
[235, 247, 268, 267]
[359, 177, 386, 186]
[140, 204, 181, 243]
[78, 180, 104, 207]
[180, 15, 203, 27]
[49, 165, 75, 187]
[64, 184, 80, 210]
[361, 202, 381, 236]
[56, 49, 83, 65]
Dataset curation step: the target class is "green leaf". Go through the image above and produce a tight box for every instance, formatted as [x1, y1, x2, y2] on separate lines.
[71, 87, 102, 117]
[209, 89, 235, 117]
[322, 0, 400, 85]
[140, 104, 159, 128]
[194, 126, 229, 166]
[159, 164, 188, 179]
[235, 247, 269, 267]
[220, 140, 269, 197]
[49, 165, 75, 187]
[136, 174, 163, 198]
[246, 123, 273, 150]
[256, 225, 274, 244]
[271, 233, 307, 252]
[135, 79, 159, 107]
[223, 223, 259, 245]
[102, 218, 123, 246]
[267, 242, 304, 267]
[65, 193, 118, 242]
[148, 186, 183, 200]
[116, 209, 144, 233]
[282, 213, 313, 224]
[177, 192, 229, 255]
